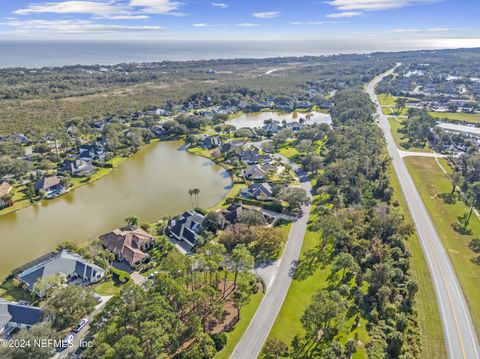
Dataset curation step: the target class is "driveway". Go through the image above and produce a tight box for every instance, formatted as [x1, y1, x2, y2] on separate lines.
[53, 295, 113, 359]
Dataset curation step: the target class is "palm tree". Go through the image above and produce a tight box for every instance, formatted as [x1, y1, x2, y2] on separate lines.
[193, 188, 200, 208]
[188, 189, 195, 209]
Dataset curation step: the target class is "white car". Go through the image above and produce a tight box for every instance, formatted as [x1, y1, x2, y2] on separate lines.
[73, 318, 89, 333]
[61, 332, 75, 349]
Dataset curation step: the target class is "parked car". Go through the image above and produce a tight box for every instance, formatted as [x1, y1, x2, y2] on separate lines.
[60, 332, 75, 351]
[73, 318, 88, 333]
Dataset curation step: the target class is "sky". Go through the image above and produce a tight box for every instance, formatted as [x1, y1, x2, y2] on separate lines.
[0, 0, 479, 44]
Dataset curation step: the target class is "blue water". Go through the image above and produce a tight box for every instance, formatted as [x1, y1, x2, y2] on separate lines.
[0, 39, 454, 68]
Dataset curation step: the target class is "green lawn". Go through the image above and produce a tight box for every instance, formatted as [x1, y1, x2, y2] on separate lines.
[92, 278, 128, 296]
[388, 166, 446, 359]
[0, 184, 35, 216]
[382, 106, 408, 116]
[429, 112, 480, 124]
[267, 199, 369, 358]
[388, 117, 433, 153]
[378, 93, 419, 106]
[215, 291, 264, 359]
[278, 146, 299, 160]
[0, 278, 34, 302]
[405, 157, 480, 339]
[208, 183, 247, 212]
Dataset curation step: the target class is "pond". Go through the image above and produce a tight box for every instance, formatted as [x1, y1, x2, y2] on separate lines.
[226, 111, 331, 129]
[0, 140, 232, 280]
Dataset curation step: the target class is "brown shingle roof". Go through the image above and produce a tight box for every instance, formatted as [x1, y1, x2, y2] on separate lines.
[99, 226, 154, 266]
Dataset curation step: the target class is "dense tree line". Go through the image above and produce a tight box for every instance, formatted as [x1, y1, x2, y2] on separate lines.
[266, 89, 421, 358]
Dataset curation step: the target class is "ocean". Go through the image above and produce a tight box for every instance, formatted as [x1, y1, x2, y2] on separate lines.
[0, 39, 474, 69]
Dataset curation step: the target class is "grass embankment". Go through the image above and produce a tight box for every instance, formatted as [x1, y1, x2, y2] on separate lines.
[267, 194, 369, 358]
[388, 166, 447, 359]
[388, 117, 433, 153]
[0, 278, 34, 302]
[215, 291, 264, 359]
[405, 156, 480, 338]
[429, 112, 480, 124]
[0, 156, 127, 217]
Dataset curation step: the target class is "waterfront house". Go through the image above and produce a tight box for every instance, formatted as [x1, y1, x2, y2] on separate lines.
[34, 176, 65, 197]
[0, 181, 13, 207]
[99, 226, 154, 266]
[150, 125, 168, 137]
[286, 121, 306, 131]
[199, 135, 222, 149]
[79, 143, 106, 161]
[0, 300, 43, 337]
[243, 165, 267, 181]
[240, 182, 275, 201]
[60, 159, 95, 177]
[15, 250, 104, 295]
[263, 122, 282, 135]
[166, 210, 205, 247]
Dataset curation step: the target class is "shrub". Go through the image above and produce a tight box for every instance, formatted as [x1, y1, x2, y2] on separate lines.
[210, 332, 228, 351]
[110, 267, 130, 283]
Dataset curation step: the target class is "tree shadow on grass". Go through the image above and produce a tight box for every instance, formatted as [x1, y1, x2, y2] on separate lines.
[290, 246, 332, 281]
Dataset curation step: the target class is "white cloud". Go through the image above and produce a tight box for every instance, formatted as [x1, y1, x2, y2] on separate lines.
[390, 27, 461, 33]
[252, 11, 279, 19]
[129, 0, 183, 14]
[326, 11, 362, 18]
[14, 1, 132, 18]
[15, 0, 183, 18]
[237, 23, 260, 27]
[327, 0, 440, 12]
[211, 2, 228, 8]
[291, 21, 338, 25]
[3, 18, 162, 33]
[192, 23, 225, 27]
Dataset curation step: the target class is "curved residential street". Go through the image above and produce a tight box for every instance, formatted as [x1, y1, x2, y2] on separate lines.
[230, 153, 312, 359]
[367, 66, 480, 359]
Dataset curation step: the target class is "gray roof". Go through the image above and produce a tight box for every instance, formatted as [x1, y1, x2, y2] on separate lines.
[0, 300, 43, 330]
[17, 250, 104, 291]
[34, 176, 62, 191]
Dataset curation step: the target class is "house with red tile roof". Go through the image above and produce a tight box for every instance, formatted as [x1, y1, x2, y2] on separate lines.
[99, 226, 154, 266]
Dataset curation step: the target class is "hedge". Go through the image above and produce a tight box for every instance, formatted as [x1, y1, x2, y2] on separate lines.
[110, 266, 131, 283]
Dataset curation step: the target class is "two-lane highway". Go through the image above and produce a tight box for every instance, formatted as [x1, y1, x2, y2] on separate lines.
[367, 66, 480, 359]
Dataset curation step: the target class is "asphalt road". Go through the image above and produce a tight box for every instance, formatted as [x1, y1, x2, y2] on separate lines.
[230, 153, 312, 359]
[367, 66, 480, 359]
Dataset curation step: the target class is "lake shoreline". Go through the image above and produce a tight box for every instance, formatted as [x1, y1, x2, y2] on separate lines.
[0, 139, 232, 280]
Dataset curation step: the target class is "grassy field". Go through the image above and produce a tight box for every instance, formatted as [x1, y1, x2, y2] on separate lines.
[92, 278, 129, 296]
[382, 106, 408, 116]
[278, 146, 299, 160]
[405, 156, 480, 339]
[267, 197, 369, 358]
[377, 94, 417, 107]
[388, 117, 432, 153]
[0, 278, 34, 302]
[388, 166, 447, 359]
[215, 291, 264, 359]
[429, 112, 480, 124]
